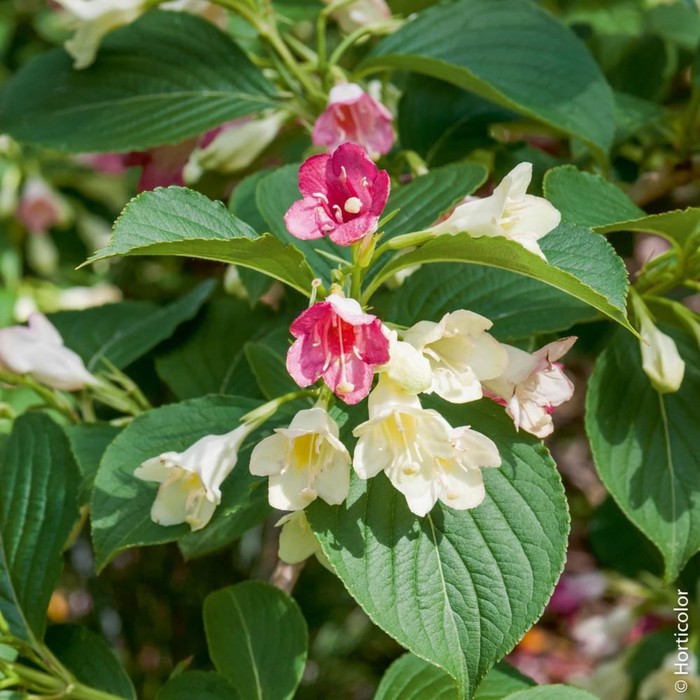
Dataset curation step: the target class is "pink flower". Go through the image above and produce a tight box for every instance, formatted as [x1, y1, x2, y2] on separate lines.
[124, 138, 197, 192]
[16, 178, 65, 235]
[286, 294, 390, 404]
[75, 153, 127, 175]
[312, 84, 394, 159]
[284, 143, 390, 246]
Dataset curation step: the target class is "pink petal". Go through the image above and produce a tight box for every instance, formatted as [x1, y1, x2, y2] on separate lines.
[359, 318, 391, 364]
[289, 301, 333, 337]
[286, 337, 322, 387]
[323, 354, 374, 404]
[284, 198, 328, 240]
[298, 153, 331, 197]
[329, 214, 379, 245]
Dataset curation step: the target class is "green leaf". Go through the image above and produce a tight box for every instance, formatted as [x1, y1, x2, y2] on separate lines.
[156, 671, 241, 700]
[64, 423, 122, 504]
[398, 75, 515, 166]
[204, 582, 308, 700]
[90, 395, 264, 570]
[50, 281, 214, 372]
[85, 187, 316, 296]
[1, 11, 277, 152]
[374, 654, 457, 700]
[155, 298, 269, 400]
[586, 326, 700, 581]
[506, 687, 598, 700]
[307, 400, 569, 698]
[364, 0, 615, 158]
[365, 223, 632, 331]
[544, 165, 700, 248]
[45, 625, 136, 699]
[382, 163, 488, 241]
[244, 327, 297, 401]
[377, 263, 596, 341]
[543, 165, 645, 229]
[474, 663, 535, 699]
[0, 414, 80, 642]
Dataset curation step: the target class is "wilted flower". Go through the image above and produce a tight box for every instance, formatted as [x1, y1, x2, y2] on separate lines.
[312, 84, 394, 159]
[183, 113, 283, 183]
[353, 380, 500, 516]
[250, 407, 350, 511]
[134, 424, 253, 531]
[284, 143, 390, 245]
[639, 316, 685, 393]
[286, 294, 390, 404]
[483, 337, 576, 438]
[0, 313, 97, 391]
[430, 163, 561, 259]
[403, 310, 507, 403]
[16, 177, 66, 235]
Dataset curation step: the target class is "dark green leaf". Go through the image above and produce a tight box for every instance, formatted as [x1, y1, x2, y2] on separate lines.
[1, 12, 277, 152]
[46, 625, 136, 699]
[374, 654, 457, 700]
[364, 0, 615, 158]
[156, 671, 241, 700]
[474, 662, 535, 699]
[0, 414, 80, 642]
[244, 327, 297, 401]
[204, 582, 308, 700]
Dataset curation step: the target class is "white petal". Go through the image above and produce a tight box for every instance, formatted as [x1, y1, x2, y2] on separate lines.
[380, 337, 432, 394]
[314, 453, 351, 505]
[27, 313, 64, 345]
[269, 468, 316, 511]
[450, 427, 501, 469]
[278, 512, 319, 564]
[352, 428, 393, 479]
[149, 476, 197, 527]
[500, 162, 533, 201]
[249, 433, 290, 476]
[507, 194, 561, 241]
[328, 83, 364, 104]
[640, 317, 685, 393]
[431, 367, 483, 403]
[438, 463, 486, 511]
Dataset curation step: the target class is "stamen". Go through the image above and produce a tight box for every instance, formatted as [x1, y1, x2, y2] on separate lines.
[344, 197, 362, 214]
[339, 166, 348, 183]
[332, 204, 344, 223]
[313, 191, 329, 204]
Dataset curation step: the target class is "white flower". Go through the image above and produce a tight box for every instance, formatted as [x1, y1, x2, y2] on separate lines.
[134, 424, 252, 531]
[323, 0, 391, 33]
[403, 310, 507, 403]
[352, 380, 500, 516]
[0, 313, 97, 391]
[183, 113, 283, 183]
[639, 316, 685, 393]
[430, 162, 561, 259]
[483, 337, 576, 438]
[55, 0, 148, 69]
[276, 511, 320, 564]
[249, 407, 351, 511]
[378, 328, 432, 394]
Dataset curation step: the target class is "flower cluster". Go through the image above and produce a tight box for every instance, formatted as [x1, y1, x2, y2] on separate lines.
[135, 144, 576, 545]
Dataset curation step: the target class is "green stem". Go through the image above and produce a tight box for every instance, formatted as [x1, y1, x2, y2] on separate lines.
[0, 371, 78, 423]
[329, 27, 372, 67]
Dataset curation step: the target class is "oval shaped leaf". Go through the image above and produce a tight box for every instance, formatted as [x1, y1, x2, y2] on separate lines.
[307, 400, 569, 698]
[365, 223, 631, 330]
[375, 654, 457, 700]
[90, 395, 263, 570]
[204, 582, 308, 700]
[85, 187, 316, 297]
[156, 671, 240, 700]
[0, 414, 80, 642]
[1, 11, 277, 152]
[586, 326, 700, 581]
[364, 0, 615, 157]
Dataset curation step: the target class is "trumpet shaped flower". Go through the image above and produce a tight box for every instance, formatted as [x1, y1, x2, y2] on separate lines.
[135, 424, 253, 531]
[430, 163, 561, 259]
[250, 407, 350, 511]
[0, 313, 97, 391]
[378, 328, 432, 394]
[284, 143, 390, 245]
[403, 310, 507, 403]
[639, 316, 685, 393]
[312, 84, 394, 159]
[353, 380, 500, 516]
[286, 294, 390, 404]
[483, 337, 576, 438]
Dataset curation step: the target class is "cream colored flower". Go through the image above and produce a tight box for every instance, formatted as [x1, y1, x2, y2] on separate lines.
[430, 163, 561, 259]
[639, 316, 685, 393]
[135, 424, 253, 531]
[378, 327, 432, 394]
[249, 407, 351, 511]
[403, 310, 507, 403]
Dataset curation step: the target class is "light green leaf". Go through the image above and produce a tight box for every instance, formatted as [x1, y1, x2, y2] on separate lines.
[544, 165, 700, 248]
[307, 400, 569, 698]
[0, 414, 81, 642]
[506, 687, 598, 700]
[365, 223, 631, 331]
[377, 263, 595, 341]
[155, 298, 269, 400]
[156, 671, 241, 700]
[586, 326, 700, 581]
[46, 625, 136, 699]
[364, 0, 615, 158]
[50, 280, 214, 371]
[64, 423, 122, 504]
[543, 165, 644, 229]
[1, 11, 277, 152]
[474, 663, 535, 699]
[90, 395, 264, 570]
[204, 582, 308, 700]
[85, 187, 316, 297]
[374, 654, 457, 700]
